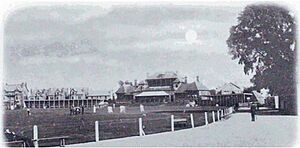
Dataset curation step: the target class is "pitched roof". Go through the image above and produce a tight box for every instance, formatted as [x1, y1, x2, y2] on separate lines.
[47, 88, 56, 95]
[175, 82, 198, 93]
[216, 82, 242, 92]
[88, 90, 110, 96]
[4, 84, 23, 92]
[173, 78, 180, 83]
[115, 86, 125, 94]
[124, 85, 135, 94]
[195, 81, 209, 90]
[115, 84, 136, 94]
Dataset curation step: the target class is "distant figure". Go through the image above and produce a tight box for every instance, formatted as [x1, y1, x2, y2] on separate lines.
[185, 104, 190, 107]
[120, 105, 126, 113]
[93, 105, 96, 113]
[26, 108, 31, 116]
[107, 106, 113, 113]
[250, 103, 256, 122]
[189, 101, 196, 107]
[234, 103, 239, 112]
[81, 105, 84, 114]
[140, 104, 145, 113]
[113, 103, 116, 109]
[75, 107, 80, 114]
[70, 106, 73, 115]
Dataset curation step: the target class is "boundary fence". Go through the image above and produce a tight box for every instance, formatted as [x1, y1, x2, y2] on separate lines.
[4, 107, 234, 147]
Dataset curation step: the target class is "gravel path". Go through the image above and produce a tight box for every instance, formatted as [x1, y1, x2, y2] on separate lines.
[69, 113, 298, 147]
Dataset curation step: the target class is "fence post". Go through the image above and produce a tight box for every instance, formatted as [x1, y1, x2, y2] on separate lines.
[95, 121, 99, 142]
[212, 111, 215, 123]
[221, 109, 224, 118]
[60, 138, 66, 147]
[33, 125, 38, 148]
[139, 118, 145, 136]
[171, 115, 174, 131]
[217, 110, 220, 121]
[190, 114, 194, 128]
[205, 112, 208, 125]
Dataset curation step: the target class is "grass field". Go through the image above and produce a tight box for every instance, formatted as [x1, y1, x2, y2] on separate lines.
[3, 105, 226, 147]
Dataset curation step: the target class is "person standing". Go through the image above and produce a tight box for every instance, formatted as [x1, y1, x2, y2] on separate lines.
[250, 103, 256, 122]
[234, 103, 239, 112]
[27, 108, 31, 116]
[70, 106, 73, 115]
[81, 105, 84, 115]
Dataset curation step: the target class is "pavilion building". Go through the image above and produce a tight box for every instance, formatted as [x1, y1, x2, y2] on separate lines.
[115, 72, 210, 105]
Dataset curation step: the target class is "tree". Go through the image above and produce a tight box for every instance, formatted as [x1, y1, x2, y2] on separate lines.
[227, 4, 296, 97]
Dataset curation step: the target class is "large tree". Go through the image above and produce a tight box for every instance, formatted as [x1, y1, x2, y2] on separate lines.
[227, 4, 296, 97]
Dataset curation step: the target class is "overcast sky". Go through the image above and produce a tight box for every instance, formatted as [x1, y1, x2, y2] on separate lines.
[4, 4, 254, 91]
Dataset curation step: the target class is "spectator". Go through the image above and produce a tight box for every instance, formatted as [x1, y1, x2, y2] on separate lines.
[81, 105, 84, 115]
[26, 108, 31, 116]
[234, 103, 239, 112]
[250, 103, 256, 122]
[70, 106, 73, 115]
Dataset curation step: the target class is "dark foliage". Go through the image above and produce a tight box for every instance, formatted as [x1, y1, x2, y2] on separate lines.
[227, 4, 296, 96]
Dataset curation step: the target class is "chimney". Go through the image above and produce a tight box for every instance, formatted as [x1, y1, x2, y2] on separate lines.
[196, 76, 199, 82]
[134, 79, 138, 86]
[184, 76, 187, 83]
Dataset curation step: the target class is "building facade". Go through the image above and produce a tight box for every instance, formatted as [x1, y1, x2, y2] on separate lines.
[3, 83, 29, 109]
[115, 72, 210, 105]
[115, 73, 257, 107]
[6, 86, 111, 109]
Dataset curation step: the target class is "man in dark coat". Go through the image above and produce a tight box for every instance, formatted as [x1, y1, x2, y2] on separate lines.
[234, 103, 239, 112]
[250, 103, 256, 121]
[81, 105, 84, 115]
[70, 106, 73, 115]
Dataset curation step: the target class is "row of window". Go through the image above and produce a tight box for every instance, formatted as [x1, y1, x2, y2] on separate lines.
[27, 95, 109, 100]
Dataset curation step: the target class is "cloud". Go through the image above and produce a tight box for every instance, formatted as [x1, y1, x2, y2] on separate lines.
[72, 6, 112, 24]
[4, 4, 252, 90]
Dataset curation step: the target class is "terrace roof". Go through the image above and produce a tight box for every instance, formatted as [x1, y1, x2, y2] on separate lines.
[135, 91, 169, 97]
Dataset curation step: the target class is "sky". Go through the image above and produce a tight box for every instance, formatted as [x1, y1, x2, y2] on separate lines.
[4, 4, 254, 91]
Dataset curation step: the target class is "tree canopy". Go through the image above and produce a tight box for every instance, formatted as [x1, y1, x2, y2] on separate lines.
[227, 4, 296, 97]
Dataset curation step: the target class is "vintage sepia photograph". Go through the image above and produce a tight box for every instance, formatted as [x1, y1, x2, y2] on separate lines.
[1, 0, 298, 147]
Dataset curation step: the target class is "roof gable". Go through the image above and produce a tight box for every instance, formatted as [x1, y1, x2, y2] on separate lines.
[175, 82, 198, 93]
[195, 81, 209, 90]
[115, 86, 125, 94]
[216, 82, 243, 93]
